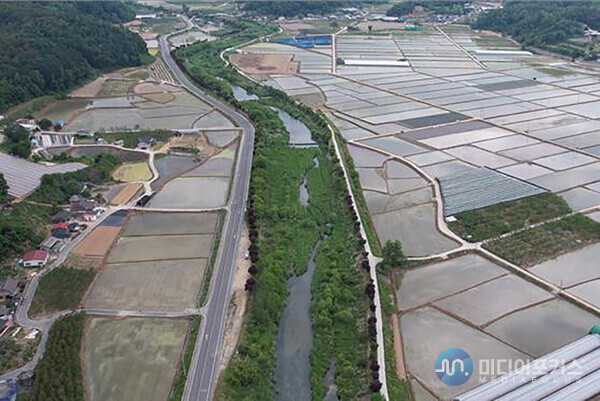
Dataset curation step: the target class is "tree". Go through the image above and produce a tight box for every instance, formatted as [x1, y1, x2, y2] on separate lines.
[377, 240, 405, 273]
[38, 118, 52, 130]
[0, 173, 8, 204]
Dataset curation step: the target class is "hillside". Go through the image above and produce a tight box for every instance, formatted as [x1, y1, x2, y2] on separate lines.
[472, 0, 600, 59]
[0, 2, 147, 112]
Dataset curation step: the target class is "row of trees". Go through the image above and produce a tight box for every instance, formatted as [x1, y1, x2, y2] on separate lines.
[472, 1, 599, 53]
[0, 2, 147, 111]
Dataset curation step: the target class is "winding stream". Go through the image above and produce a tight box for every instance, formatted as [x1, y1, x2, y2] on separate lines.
[274, 240, 320, 401]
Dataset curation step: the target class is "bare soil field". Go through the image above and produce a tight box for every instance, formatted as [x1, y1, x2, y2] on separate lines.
[109, 183, 143, 205]
[230, 53, 298, 75]
[107, 234, 214, 263]
[73, 226, 122, 259]
[97, 79, 138, 97]
[69, 77, 106, 98]
[123, 212, 219, 236]
[84, 317, 188, 401]
[84, 259, 207, 311]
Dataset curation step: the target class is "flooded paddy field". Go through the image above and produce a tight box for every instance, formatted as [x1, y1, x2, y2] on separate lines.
[84, 317, 188, 401]
[396, 254, 598, 400]
[151, 155, 198, 191]
[149, 176, 229, 209]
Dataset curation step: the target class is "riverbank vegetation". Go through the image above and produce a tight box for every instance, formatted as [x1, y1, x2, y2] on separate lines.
[215, 100, 372, 399]
[30, 313, 86, 401]
[0, 2, 147, 111]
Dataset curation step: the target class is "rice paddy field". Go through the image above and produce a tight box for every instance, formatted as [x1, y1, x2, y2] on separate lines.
[395, 255, 598, 400]
[39, 78, 234, 133]
[84, 317, 189, 401]
[235, 24, 600, 400]
[84, 211, 220, 312]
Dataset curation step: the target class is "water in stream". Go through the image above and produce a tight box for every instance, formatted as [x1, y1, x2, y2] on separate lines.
[231, 85, 258, 101]
[273, 108, 317, 147]
[274, 239, 320, 401]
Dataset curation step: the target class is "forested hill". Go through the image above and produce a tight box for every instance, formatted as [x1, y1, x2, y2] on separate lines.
[242, 1, 364, 17]
[0, 2, 147, 112]
[472, 1, 600, 49]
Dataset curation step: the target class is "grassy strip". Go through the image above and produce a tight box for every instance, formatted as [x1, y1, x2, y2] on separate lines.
[484, 214, 600, 267]
[30, 268, 96, 317]
[197, 213, 224, 307]
[169, 316, 202, 401]
[448, 193, 571, 242]
[334, 129, 382, 256]
[378, 275, 412, 401]
[30, 313, 86, 401]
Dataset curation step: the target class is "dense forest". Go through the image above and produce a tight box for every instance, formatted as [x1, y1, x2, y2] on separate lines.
[242, 1, 369, 17]
[387, 1, 467, 17]
[30, 313, 86, 401]
[473, 1, 600, 57]
[0, 2, 147, 111]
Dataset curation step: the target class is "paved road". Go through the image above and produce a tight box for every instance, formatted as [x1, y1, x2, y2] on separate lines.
[159, 36, 255, 401]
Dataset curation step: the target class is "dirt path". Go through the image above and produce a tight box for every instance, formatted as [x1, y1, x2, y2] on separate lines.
[391, 314, 406, 380]
[217, 224, 250, 375]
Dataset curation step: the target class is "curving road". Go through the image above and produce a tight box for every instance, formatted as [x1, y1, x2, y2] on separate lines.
[159, 35, 255, 401]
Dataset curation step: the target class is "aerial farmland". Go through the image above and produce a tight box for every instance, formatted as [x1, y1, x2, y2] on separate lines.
[232, 23, 600, 400]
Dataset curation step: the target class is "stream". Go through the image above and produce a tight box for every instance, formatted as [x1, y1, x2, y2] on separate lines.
[231, 85, 258, 101]
[273, 108, 317, 147]
[274, 240, 320, 401]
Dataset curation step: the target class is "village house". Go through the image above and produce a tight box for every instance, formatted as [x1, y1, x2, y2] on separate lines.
[21, 250, 49, 268]
[0, 278, 19, 300]
[137, 137, 155, 150]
